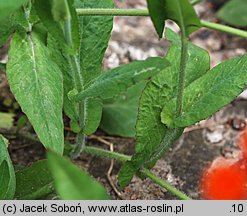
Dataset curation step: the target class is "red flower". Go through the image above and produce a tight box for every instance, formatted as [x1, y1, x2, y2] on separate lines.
[200, 131, 247, 200]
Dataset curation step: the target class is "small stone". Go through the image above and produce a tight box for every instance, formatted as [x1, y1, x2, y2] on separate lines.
[231, 118, 246, 131]
[124, 187, 132, 193]
[205, 126, 224, 144]
[239, 89, 247, 100]
[236, 49, 246, 56]
[206, 35, 222, 51]
[107, 53, 120, 68]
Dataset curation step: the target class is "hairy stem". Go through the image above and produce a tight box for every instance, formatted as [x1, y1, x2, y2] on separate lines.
[67, 55, 86, 159]
[0, 127, 191, 200]
[64, 20, 73, 48]
[83, 146, 131, 162]
[176, 36, 188, 115]
[76, 8, 149, 17]
[141, 168, 192, 200]
[76, 9, 247, 38]
[201, 20, 247, 38]
[24, 0, 32, 32]
[82, 146, 192, 200]
[68, 55, 83, 92]
[70, 133, 86, 159]
[65, 24, 86, 158]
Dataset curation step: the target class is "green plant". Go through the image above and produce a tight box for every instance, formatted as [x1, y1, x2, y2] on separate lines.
[217, 0, 247, 27]
[0, 0, 246, 200]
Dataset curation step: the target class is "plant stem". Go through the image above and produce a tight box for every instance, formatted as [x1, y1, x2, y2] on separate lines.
[141, 168, 192, 200]
[67, 55, 86, 159]
[65, 22, 86, 159]
[83, 146, 131, 162]
[76, 8, 149, 17]
[201, 20, 247, 38]
[24, 0, 32, 32]
[70, 133, 86, 159]
[68, 55, 83, 92]
[176, 36, 188, 115]
[82, 146, 192, 200]
[76, 9, 247, 38]
[0, 127, 191, 200]
[64, 20, 73, 48]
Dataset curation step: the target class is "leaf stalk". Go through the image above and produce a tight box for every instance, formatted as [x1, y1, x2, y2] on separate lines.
[200, 20, 247, 38]
[141, 167, 192, 200]
[76, 9, 247, 38]
[82, 146, 192, 200]
[70, 133, 86, 159]
[176, 36, 188, 115]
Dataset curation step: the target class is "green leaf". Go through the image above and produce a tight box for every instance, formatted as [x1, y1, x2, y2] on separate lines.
[32, 23, 48, 45]
[119, 128, 184, 189]
[118, 29, 210, 188]
[147, 0, 201, 38]
[0, 112, 15, 129]
[100, 82, 147, 137]
[52, 0, 70, 22]
[82, 98, 103, 135]
[217, 0, 247, 27]
[49, 0, 114, 134]
[0, 4, 40, 47]
[46, 35, 78, 126]
[67, 97, 103, 135]
[14, 160, 54, 200]
[162, 54, 247, 128]
[47, 36, 101, 136]
[75, 0, 114, 85]
[13, 7, 30, 31]
[0, 135, 15, 200]
[47, 151, 109, 200]
[0, 0, 27, 22]
[0, 17, 15, 47]
[34, 0, 79, 53]
[53, 0, 80, 51]
[70, 57, 170, 102]
[0, 7, 30, 47]
[7, 32, 64, 154]
[146, 0, 167, 38]
[28, 3, 40, 26]
[47, 35, 78, 123]
[34, 0, 65, 49]
[66, 0, 114, 134]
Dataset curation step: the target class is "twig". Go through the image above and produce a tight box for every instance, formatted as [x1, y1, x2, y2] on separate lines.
[88, 135, 124, 141]
[89, 135, 123, 199]
[64, 126, 73, 131]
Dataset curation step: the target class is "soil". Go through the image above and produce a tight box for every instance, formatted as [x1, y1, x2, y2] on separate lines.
[0, 0, 246, 200]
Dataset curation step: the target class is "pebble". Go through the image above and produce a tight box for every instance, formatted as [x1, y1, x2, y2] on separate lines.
[205, 126, 225, 144]
[239, 89, 247, 100]
[231, 118, 246, 131]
